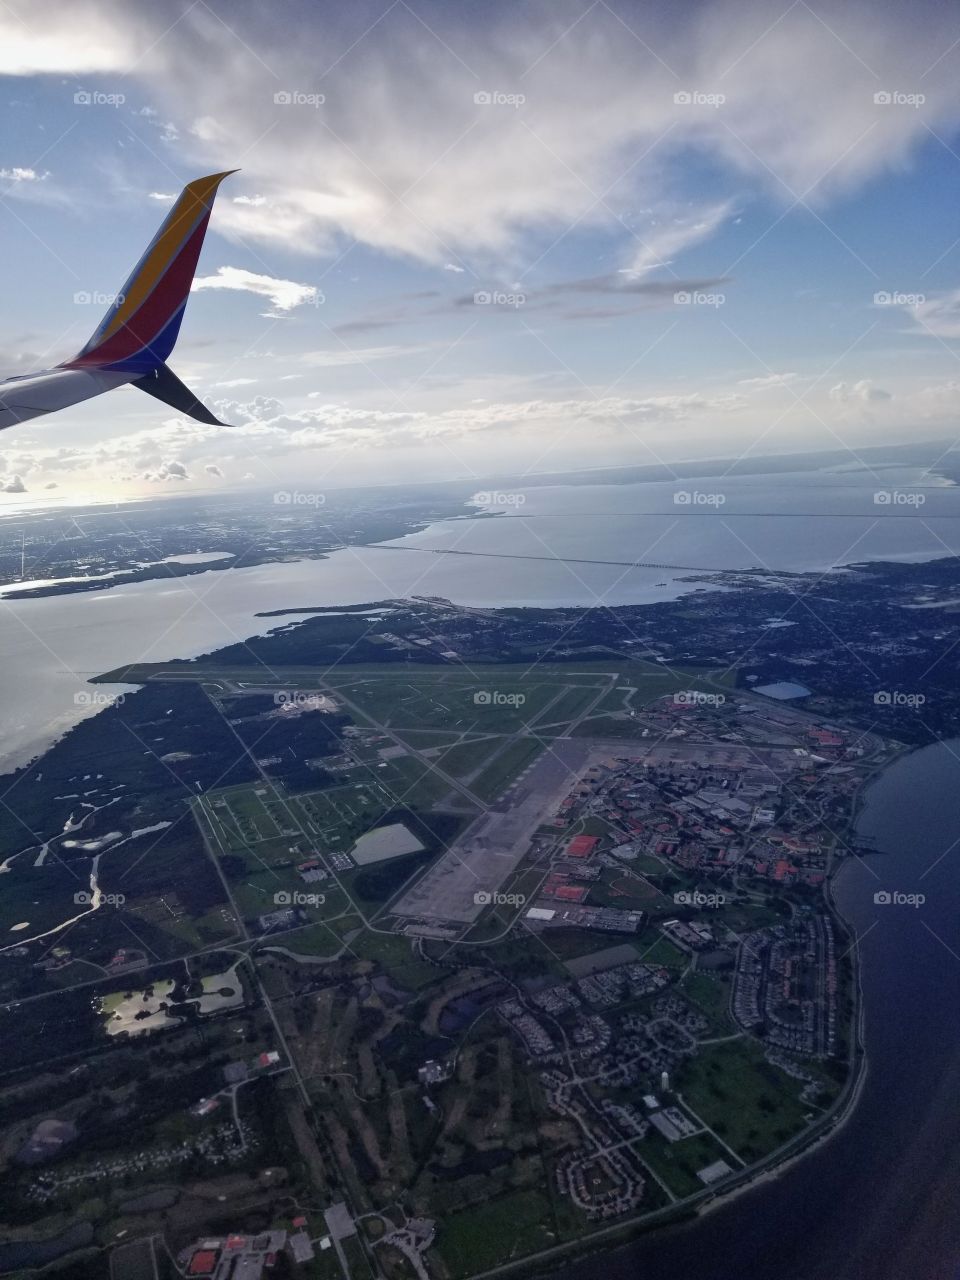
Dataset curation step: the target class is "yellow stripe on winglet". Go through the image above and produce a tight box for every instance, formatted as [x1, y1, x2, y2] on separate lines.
[100, 171, 237, 342]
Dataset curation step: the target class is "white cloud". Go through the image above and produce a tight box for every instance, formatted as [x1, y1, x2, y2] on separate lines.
[624, 203, 733, 277]
[738, 372, 801, 389]
[0, 387, 748, 492]
[915, 379, 960, 421]
[0, 16, 139, 74]
[191, 266, 320, 316]
[907, 291, 960, 340]
[213, 377, 257, 388]
[144, 459, 189, 481]
[2, 0, 954, 274]
[0, 167, 48, 183]
[2, 369, 956, 498]
[148, 190, 175, 201]
[1, 473, 26, 492]
[829, 379, 892, 403]
[211, 395, 283, 425]
[2, 0, 960, 497]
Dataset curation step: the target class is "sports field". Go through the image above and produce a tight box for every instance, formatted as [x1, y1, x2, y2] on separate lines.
[194, 781, 398, 928]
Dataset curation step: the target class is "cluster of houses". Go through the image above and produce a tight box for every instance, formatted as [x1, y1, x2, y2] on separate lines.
[732, 915, 838, 1057]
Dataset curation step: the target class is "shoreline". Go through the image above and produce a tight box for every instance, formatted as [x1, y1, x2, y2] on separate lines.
[467, 745, 895, 1280]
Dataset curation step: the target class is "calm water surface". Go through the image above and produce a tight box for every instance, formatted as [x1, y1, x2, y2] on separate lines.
[2, 467, 959, 770]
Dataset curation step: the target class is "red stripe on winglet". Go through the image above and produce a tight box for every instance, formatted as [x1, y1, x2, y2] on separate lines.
[66, 216, 211, 368]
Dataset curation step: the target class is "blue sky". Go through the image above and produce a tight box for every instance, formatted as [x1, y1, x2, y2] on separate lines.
[1, 0, 960, 504]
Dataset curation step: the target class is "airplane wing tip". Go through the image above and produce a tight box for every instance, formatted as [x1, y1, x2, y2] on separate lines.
[131, 364, 233, 427]
[198, 168, 241, 185]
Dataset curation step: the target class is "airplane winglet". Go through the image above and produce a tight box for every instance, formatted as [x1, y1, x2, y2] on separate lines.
[0, 170, 239, 434]
[131, 363, 229, 426]
[63, 170, 238, 377]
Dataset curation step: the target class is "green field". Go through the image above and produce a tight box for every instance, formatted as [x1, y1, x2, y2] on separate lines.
[533, 682, 606, 727]
[96, 660, 729, 726]
[431, 735, 506, 780]
[258, 920, 351, 958]
[432, 1189, 558, 1278]
[196, 783, 392, 927]
[289, 784, 394, 846]
[389, 728, 468, 750]
[635, 1128, 740, 1199]
[680, 970, 736, 1035]
[584, 864, 665, 911]
[229, 871, 351, 926]
[333, 674, 564, 732]
[209, 784, 287, 842]
[196, 774, 467, 946]
[298, 1246, 344, 1280]
[677, 1038, 810, 1161]
[345, 929, 441, 988]
[365, 753, 459, 810]
[340, 1234, 375, 1280]
[634, 931, 689, 968]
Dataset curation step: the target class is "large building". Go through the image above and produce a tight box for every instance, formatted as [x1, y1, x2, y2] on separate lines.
[182, 1232, 288, 1280]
